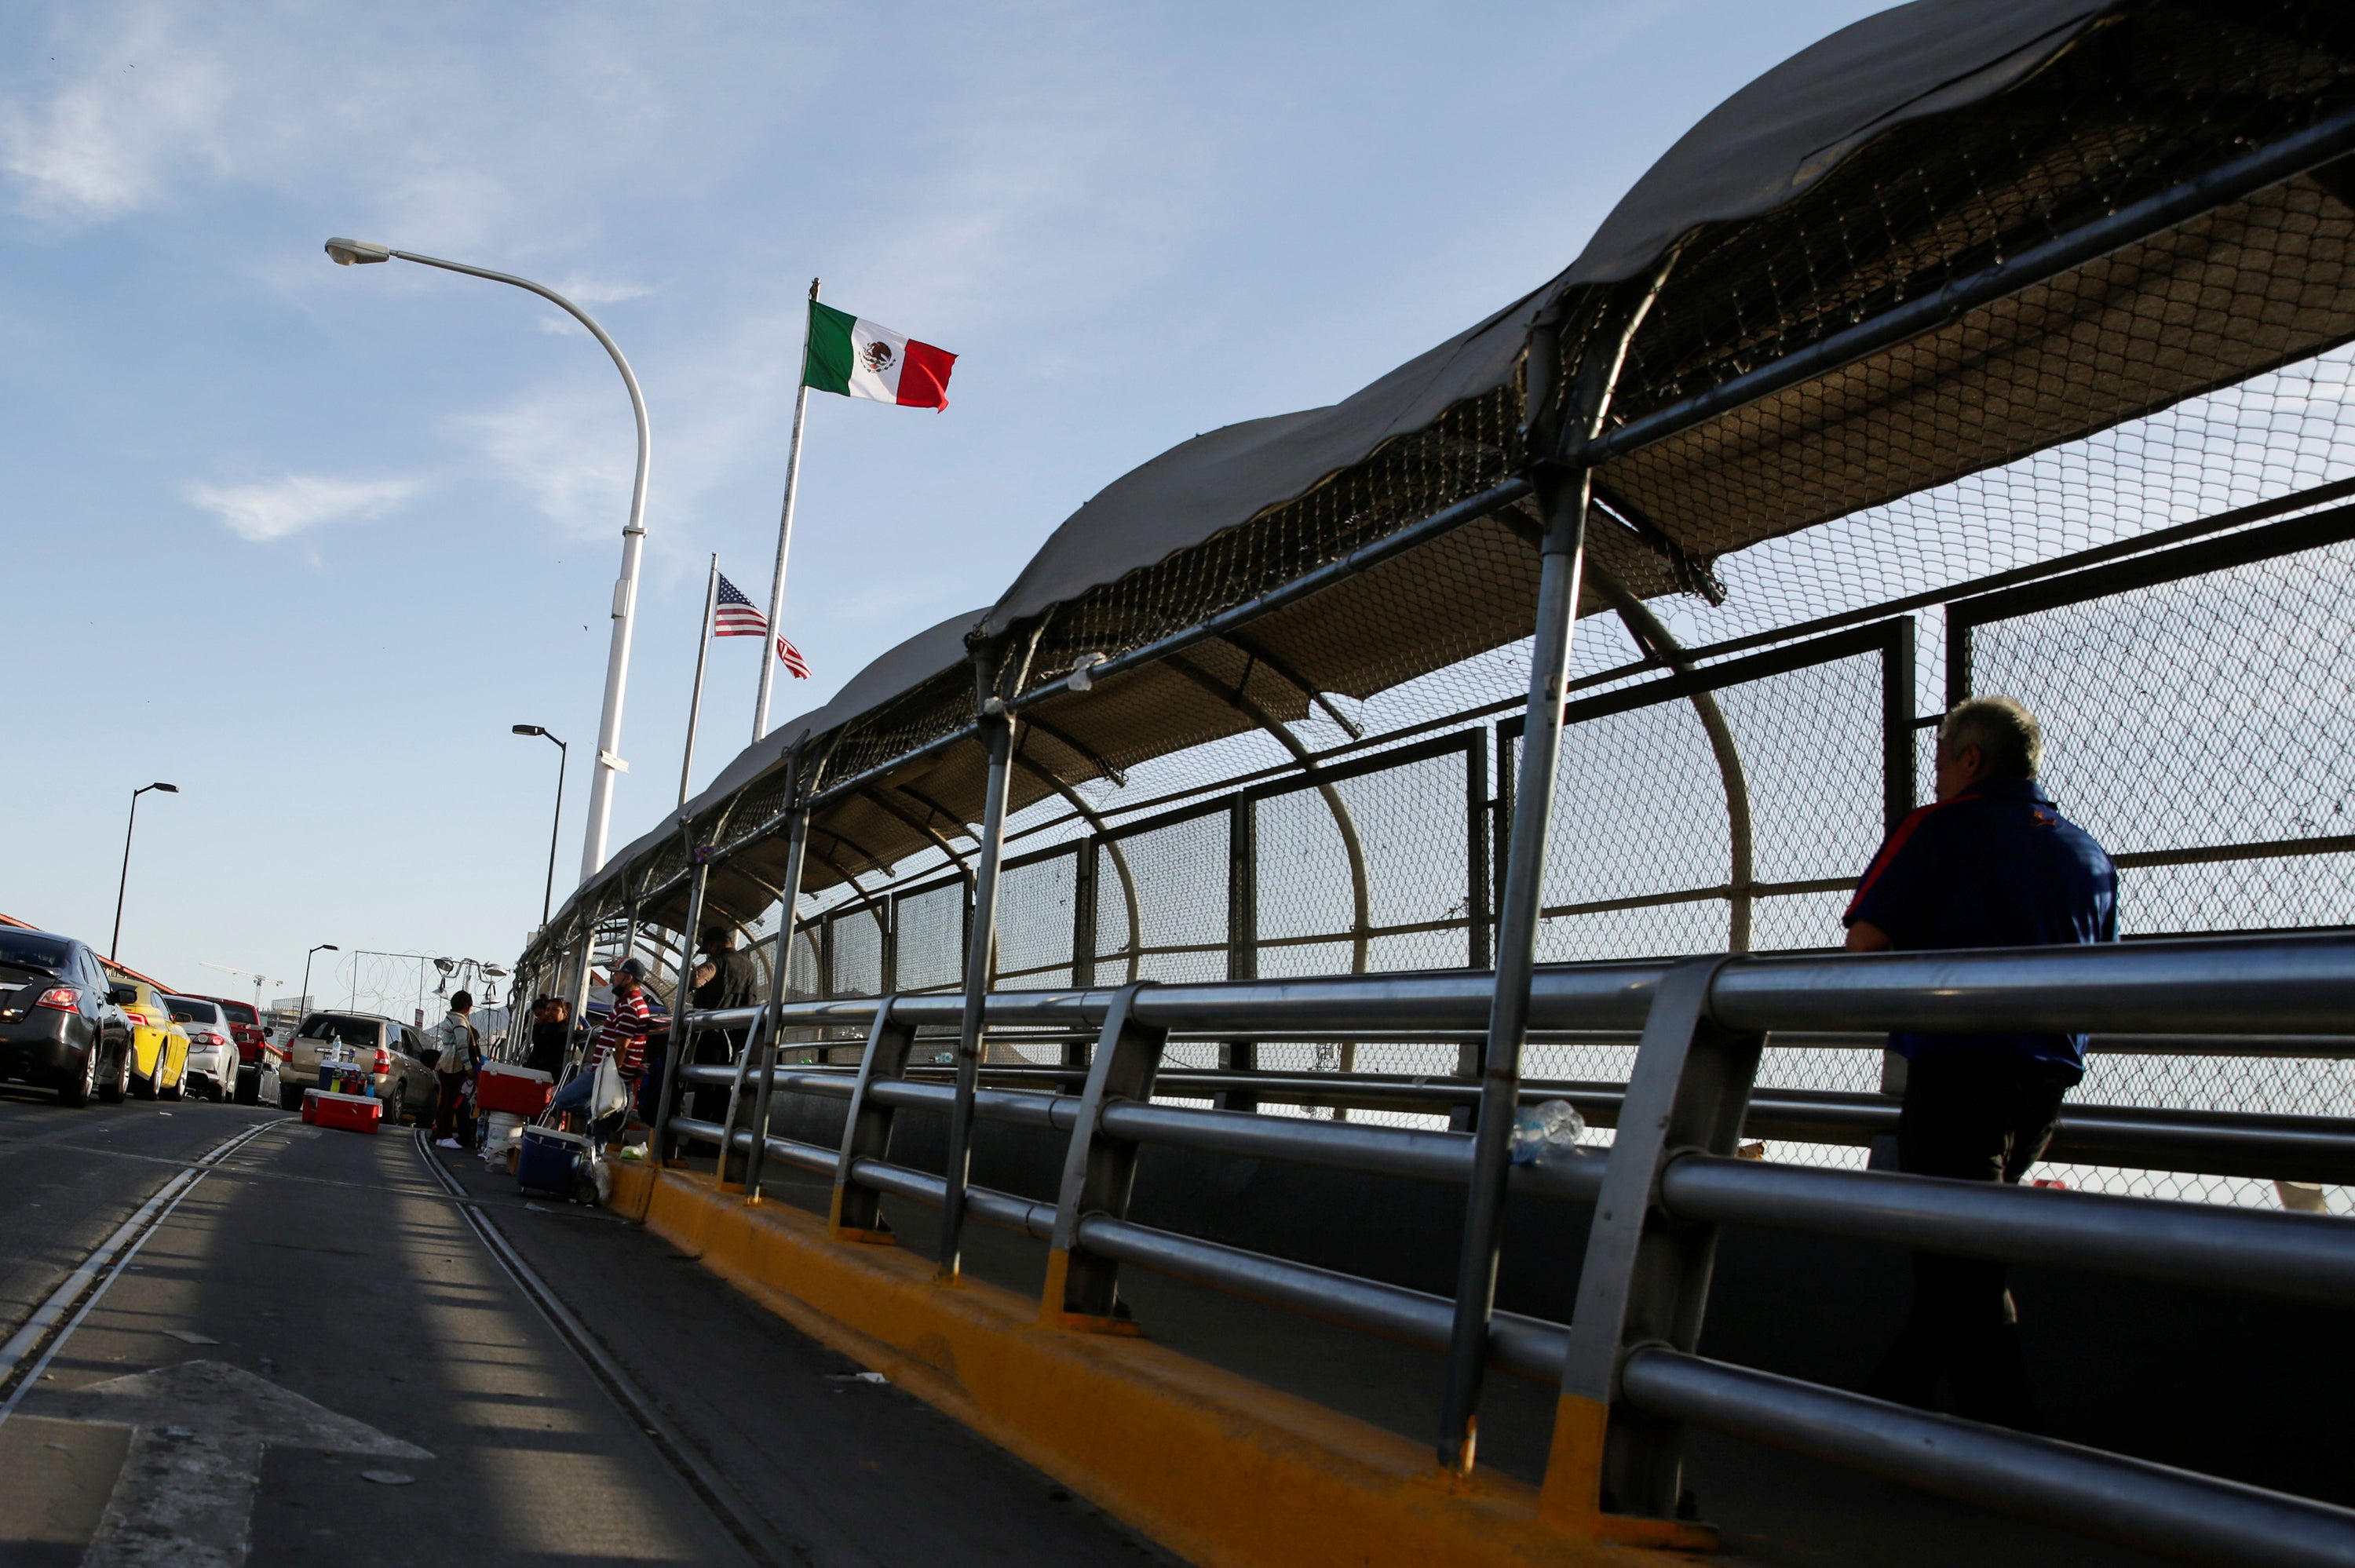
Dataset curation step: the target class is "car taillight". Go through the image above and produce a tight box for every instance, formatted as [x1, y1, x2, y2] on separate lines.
[372, 1048, 391, 1074]
[122, 1009, 150, 1027]
[35, 987, 78, 1012]
[194, 1031, 225, 1047]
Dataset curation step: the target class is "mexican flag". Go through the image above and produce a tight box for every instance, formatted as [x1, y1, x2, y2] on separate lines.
[802, 301, 957, 408]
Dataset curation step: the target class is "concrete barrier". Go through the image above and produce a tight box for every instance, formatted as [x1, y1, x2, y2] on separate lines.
[608, 1161, 1694, 1568]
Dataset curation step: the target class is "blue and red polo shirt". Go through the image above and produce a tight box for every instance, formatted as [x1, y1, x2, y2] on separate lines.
[1843, 775, 2118, 1078]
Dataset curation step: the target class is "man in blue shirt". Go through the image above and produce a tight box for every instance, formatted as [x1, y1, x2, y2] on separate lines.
[1843, 696, 2117, 1431]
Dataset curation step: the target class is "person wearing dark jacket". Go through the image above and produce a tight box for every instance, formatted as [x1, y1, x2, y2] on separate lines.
[1845, 697, 2117, 1431]
[524, 996, 570, 1078]
[687, 928, 759, 1123]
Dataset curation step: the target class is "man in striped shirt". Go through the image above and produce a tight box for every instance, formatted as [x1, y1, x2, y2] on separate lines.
[551, 958, 652, 1135]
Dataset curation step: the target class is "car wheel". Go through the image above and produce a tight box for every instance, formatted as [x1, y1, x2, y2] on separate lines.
[98, 1048, 127, 1103]
[279, 1083, 305, 1113]
[386, 1084, 407, 1127]
[58, 1046, 97, 1109]
[233, 1067, 257, 1106]
[130, 1066, 157, 1101]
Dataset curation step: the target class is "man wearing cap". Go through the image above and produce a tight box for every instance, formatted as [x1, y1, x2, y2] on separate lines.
[1844, 695, 2117, 1431]
[552, 959, 652, 1138]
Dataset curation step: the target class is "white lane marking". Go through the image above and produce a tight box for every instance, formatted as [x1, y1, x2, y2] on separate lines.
[0, 1121, 274, 1408]
[27, 1359, 430, 1568]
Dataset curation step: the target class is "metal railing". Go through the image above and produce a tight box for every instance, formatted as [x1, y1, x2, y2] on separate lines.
[647, 931, 2355, 1566]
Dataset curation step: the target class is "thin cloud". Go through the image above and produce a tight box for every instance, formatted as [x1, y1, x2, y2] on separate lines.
[531, 276, 655, 334]
[457, 387, 636, 538]
[182, 472, 425, 542]
[0, 13, 233, 221]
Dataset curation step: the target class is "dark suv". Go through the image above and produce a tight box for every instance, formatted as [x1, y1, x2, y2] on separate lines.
[0, 928, 132, 1107]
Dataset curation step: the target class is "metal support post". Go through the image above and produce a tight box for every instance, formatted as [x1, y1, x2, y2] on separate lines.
[650, 845, 710, 1165]
[739, 800, 813, 1202]
[754, 279, 820, 743]
[1883, 617, 1920, 833]
[679, 556, 720, 808]
[1455, 735, 1492, 1132]
[937, 657, 1018, 1281]
[1437, 268, 1673, 1475]
[1219, 793, 1260, 1112]
[564, 929, 596, 1080]
[714, 1018, 762, 1187]
[827, 997, 915, 1242]
[1042, 983, 1166, 1330]
[1541, 957, 1759, 1544]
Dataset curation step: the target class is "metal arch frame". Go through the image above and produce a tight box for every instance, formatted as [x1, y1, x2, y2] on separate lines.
[1218, 630, 1365, 740]
[864, 786, 975, 875]
[1590, 567, 1755, 954]
[1010, 746, 1145, 989]
[1163, 652, 1374, 979]
[1020, 711, 1128, 789]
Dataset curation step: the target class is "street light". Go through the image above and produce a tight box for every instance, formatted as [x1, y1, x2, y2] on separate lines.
[513, 725, 568, 928]
[327, 236, 649, 885]
[299, 943, 338, 1020]
[111, 782, 179, 960]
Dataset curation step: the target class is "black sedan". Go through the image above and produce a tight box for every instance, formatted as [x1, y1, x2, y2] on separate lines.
[0, 928, 132, 1107]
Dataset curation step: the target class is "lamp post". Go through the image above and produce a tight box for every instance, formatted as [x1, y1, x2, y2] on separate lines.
[513, 726, 568, 928]
[299, 944, 338, 1020]
[327, 236, 649, 884]
[111, 782, 178, 961]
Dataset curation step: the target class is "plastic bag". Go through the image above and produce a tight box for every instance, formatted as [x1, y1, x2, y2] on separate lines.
[1508, 1099, 1585, 1165]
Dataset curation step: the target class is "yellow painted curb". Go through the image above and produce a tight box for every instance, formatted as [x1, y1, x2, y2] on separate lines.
[624, 1166, 1700, 1568]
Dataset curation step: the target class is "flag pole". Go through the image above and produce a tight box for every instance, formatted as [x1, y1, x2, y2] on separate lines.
[754, 277, 820, 742]
[679, 554, 720, 809]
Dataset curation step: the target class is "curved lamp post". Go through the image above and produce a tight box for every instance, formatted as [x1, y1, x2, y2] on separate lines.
[513, 725, 568, 928]
[111, 782, 178, 961]
[298, 943, 338, 1020]
[326, 236, 649, 884]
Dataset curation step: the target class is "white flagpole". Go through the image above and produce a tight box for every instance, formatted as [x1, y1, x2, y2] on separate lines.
[754, 276, 820, 742]
[679, 554, 720, 809]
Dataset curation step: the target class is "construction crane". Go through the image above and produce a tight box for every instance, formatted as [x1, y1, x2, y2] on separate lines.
[198, 961, 283, 1011]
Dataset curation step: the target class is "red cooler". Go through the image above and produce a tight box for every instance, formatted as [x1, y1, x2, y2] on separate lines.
[306, 1088, 382, 1135]
[476, 1063, 555, 1116]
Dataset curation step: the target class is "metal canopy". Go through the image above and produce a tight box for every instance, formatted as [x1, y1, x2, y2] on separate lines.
[534, 0, 2355, 956]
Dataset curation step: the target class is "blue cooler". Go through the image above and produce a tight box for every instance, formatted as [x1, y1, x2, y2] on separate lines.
[517, 1126, 586, 1198]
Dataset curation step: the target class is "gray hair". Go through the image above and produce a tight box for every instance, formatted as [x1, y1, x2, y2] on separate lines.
[1939, 696, 2042, 779]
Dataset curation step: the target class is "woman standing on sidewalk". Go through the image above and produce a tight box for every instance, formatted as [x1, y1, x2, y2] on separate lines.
[432, 990, 480, 1147]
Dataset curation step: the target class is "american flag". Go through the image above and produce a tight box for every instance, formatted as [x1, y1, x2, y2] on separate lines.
[714, 573, 812, 679]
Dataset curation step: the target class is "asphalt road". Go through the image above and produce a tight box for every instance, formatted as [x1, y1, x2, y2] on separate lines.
[0, 1092, 1170, 1568]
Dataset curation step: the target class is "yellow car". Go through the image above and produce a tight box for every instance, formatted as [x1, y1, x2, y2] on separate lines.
[108, 975, 188, 1101]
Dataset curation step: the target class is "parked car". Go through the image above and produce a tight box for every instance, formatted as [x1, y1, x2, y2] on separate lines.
[278, 1012, 437, 1125]
[163, 997, 240, 1101]
[195, 994, 284, 1105]
[0, 928, 132, 1107]
[108, 974, 190, 1100]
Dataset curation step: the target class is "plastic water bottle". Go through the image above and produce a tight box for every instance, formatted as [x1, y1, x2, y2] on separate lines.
[1509, 1099, 1585, 1165]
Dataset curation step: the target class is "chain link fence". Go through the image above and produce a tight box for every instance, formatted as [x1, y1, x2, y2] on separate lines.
[715, 328, 2355, 1214]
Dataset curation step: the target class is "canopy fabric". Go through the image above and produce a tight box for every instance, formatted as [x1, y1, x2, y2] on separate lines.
[572, 608, 983, 914]
[980, 0, 2113, 640]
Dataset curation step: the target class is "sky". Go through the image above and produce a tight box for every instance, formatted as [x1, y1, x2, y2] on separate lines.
[0, 0, 1889, 1009]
